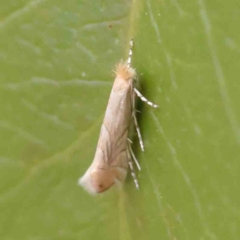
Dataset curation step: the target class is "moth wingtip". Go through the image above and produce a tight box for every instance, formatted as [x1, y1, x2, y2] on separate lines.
[78, 173, 97, 195]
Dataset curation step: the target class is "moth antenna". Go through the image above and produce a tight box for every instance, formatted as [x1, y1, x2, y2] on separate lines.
[127, 38, 134, 66]
[134, 88, 158, 108]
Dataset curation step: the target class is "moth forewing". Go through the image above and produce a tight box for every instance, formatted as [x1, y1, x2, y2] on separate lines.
[79, 62, 136, 194]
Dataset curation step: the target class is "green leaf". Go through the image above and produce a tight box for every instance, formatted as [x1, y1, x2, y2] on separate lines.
[0, 0, 239, 239]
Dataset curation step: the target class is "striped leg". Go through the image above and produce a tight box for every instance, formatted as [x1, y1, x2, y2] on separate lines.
[127, 141, 140, 190]
[131, 81, 144, 152]
[134, 88, 158, 108]
[128, 139, 141, 171]
[129, 161, 139, 190]
[133, 111, 145, 152]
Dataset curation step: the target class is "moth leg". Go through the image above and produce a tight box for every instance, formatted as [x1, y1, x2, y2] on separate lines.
[127, 143, 140, 190]
[127, 139, 141, 171]
[129, 161, 140, 190]
[131, 85, 145, 152]
[134, 88, 158, 108]
[132, 111, 145, 152]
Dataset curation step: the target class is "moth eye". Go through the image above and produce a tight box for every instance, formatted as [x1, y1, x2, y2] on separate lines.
[99, 184, 104, 189]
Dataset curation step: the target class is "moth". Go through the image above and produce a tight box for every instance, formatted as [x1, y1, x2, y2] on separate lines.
[79, 40, 157, 194]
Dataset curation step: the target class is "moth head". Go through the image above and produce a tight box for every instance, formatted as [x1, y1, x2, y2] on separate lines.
[79, 168, 115, 194]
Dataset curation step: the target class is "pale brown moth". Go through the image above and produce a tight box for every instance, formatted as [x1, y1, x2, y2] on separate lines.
[79, 40, 157, 194]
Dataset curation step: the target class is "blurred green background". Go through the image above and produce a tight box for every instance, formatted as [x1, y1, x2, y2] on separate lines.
[0, 0, 240, 239]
